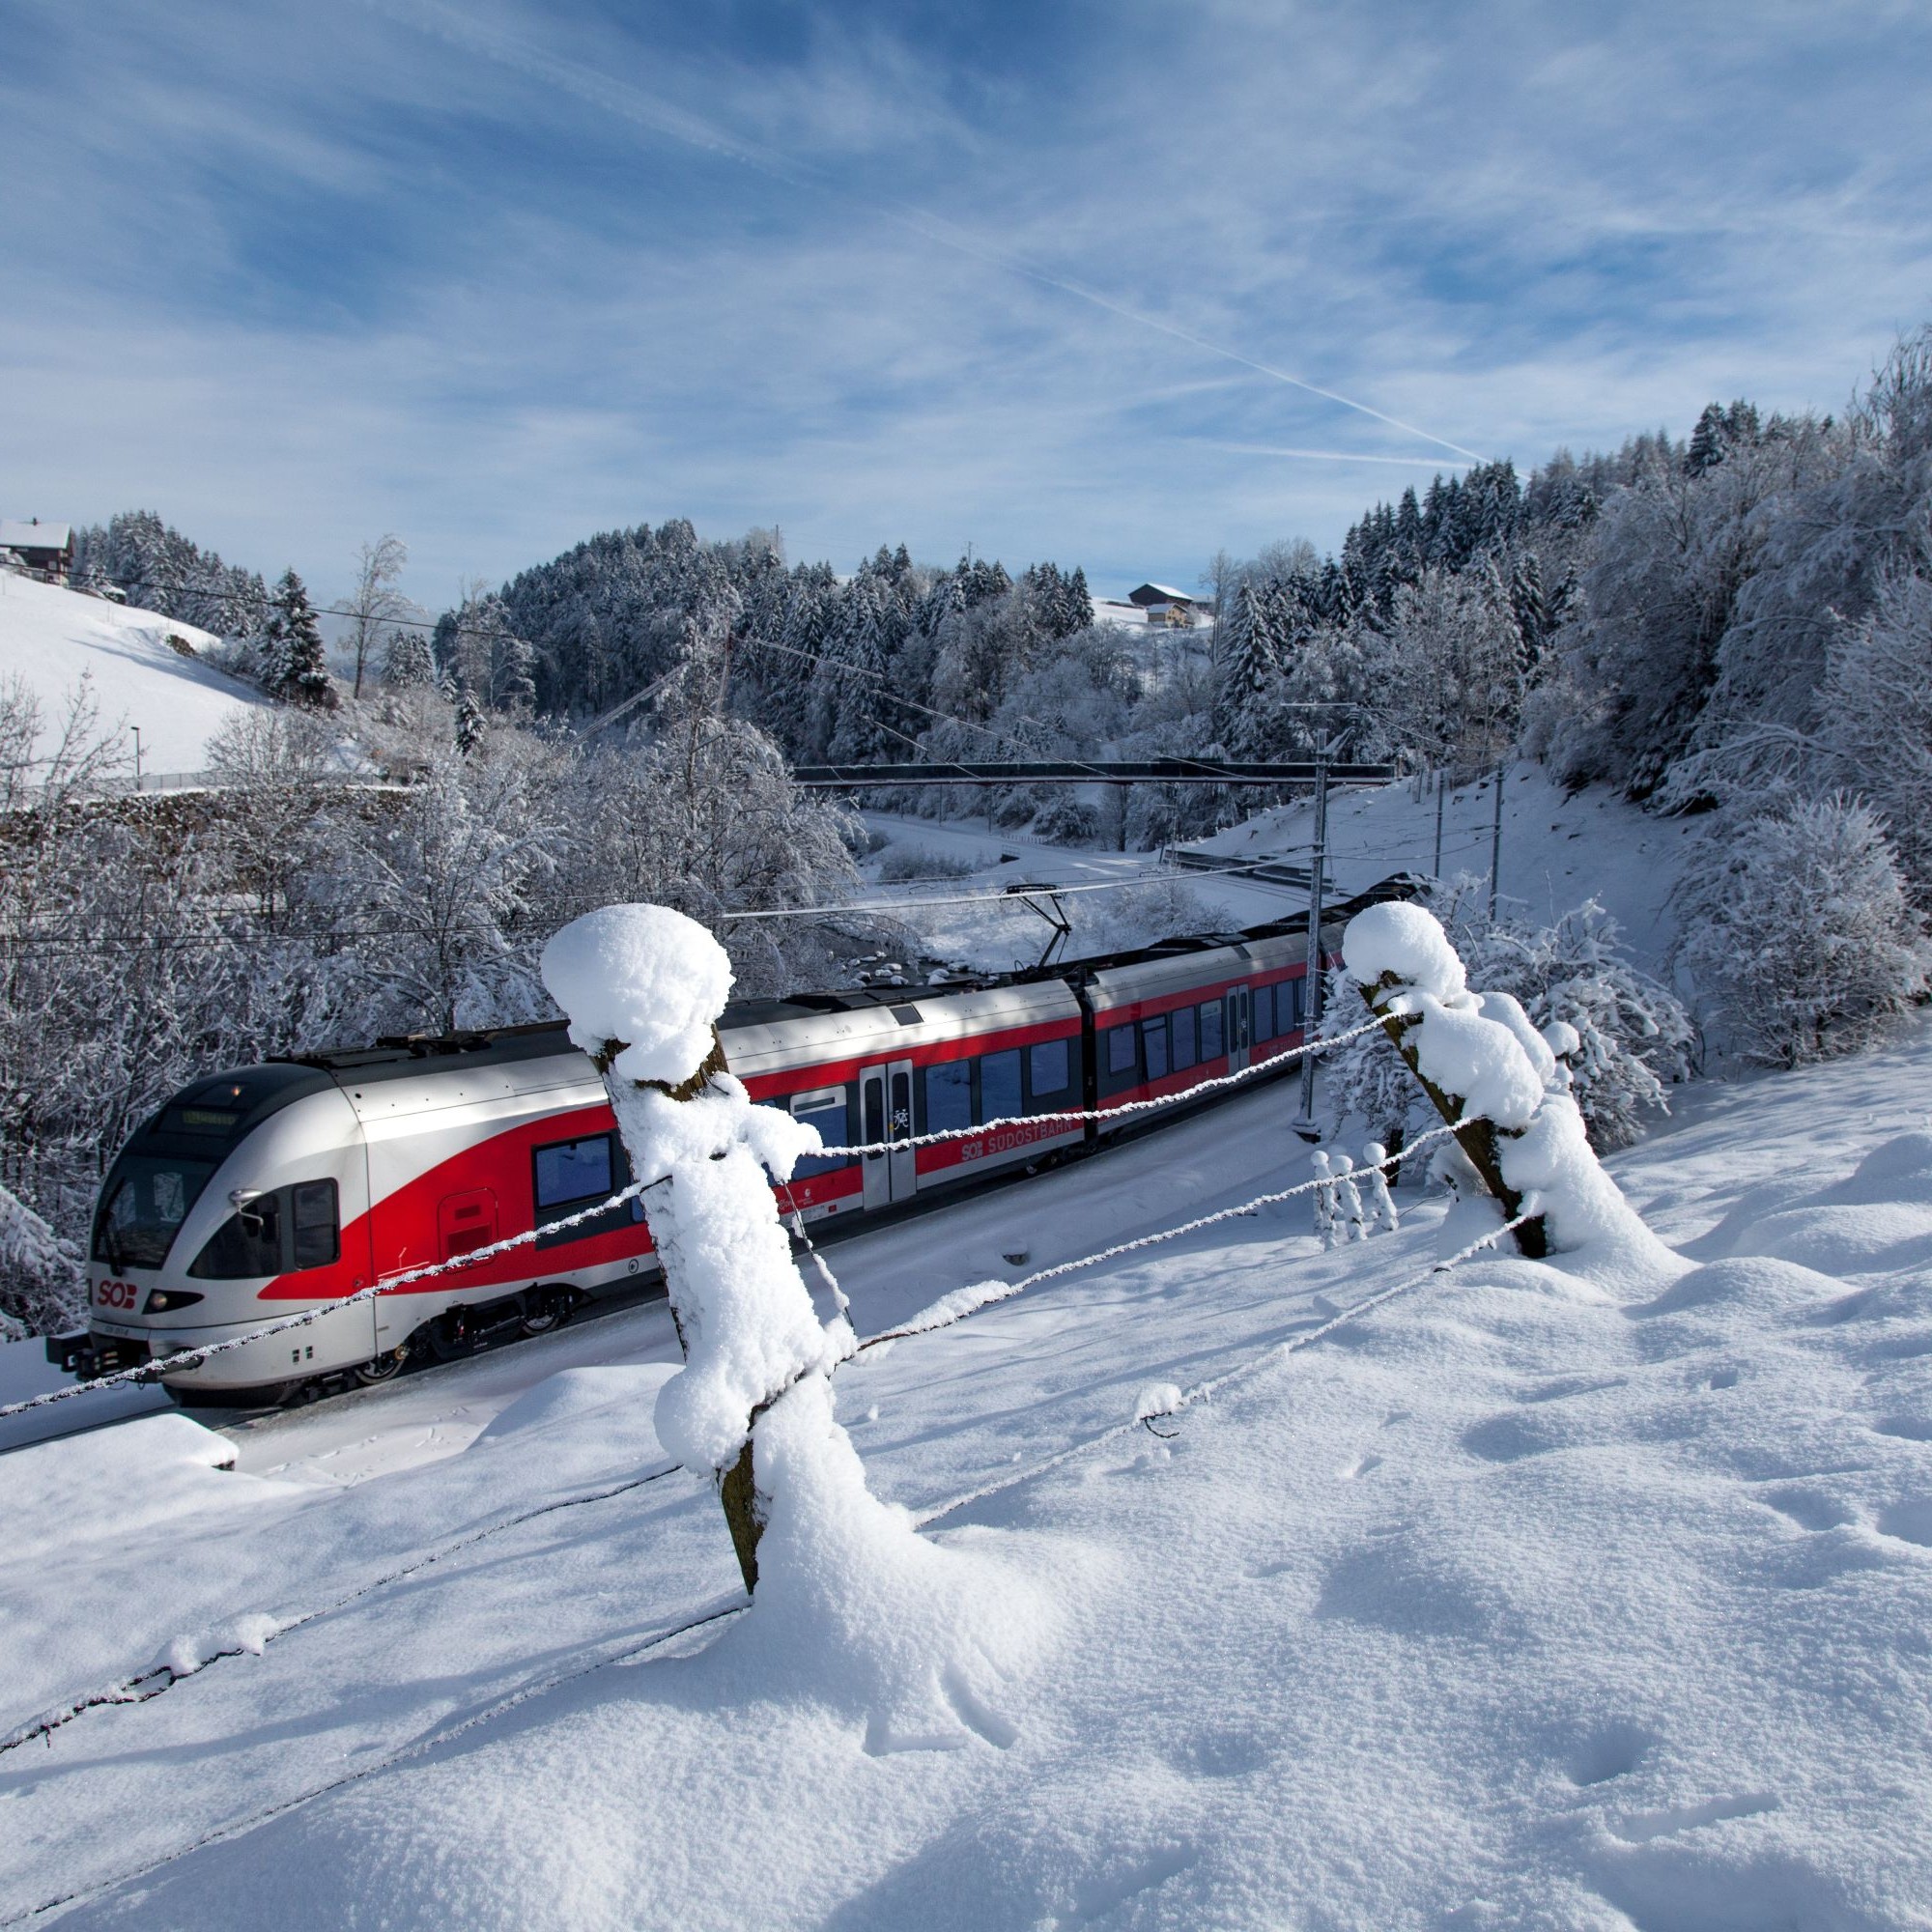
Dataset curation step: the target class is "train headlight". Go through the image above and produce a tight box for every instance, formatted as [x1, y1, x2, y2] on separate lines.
[143, 1290, 206, 1315]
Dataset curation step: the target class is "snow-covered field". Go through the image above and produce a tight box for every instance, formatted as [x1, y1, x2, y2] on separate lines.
[4, 1006, 1930, 1928]
[0, 574, 266, 773]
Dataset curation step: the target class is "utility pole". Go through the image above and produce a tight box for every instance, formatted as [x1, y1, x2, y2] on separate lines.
[1433, 768, 1446, 878]
[131, 725, 142, 792]
[1487, 760, 1505, 919]
[1293, 731, 1338, 1139]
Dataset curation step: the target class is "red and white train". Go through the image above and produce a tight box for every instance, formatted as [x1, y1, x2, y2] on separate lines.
[55, 885, 1401, 1404]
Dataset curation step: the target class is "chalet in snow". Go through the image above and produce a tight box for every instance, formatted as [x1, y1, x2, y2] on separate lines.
[1094, 582, 1205, 631]
[1127, 582, 1200, 627]
[0, 520, 73, 585]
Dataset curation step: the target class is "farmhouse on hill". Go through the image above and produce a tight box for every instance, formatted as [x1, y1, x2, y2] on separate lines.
[0, 520, 73, 586]
[1127, 582, 1200, 626]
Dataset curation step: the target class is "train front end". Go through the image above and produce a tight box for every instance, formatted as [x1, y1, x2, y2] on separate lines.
[57, 1064, 379, 1403]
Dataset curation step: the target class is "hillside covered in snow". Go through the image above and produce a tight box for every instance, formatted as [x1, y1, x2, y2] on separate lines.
[0, 573, 267, 775]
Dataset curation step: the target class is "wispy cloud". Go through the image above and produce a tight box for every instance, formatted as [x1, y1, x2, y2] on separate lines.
[1, 0, 1927, 604]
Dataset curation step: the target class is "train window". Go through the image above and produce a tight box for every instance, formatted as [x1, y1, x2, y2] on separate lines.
[533, 1132, 642, 1246]
[290, 1179, 339, 1270]
[534, 1135, 614, 1210]
[1105, 1024, 1136, 1075]
[1027, 1038, 1071, 1104]
[789, 1089, 853, 1179]
[1199, 1000, 1224, 1061]
[1281, 976, 1304, 1035]
[1171, 1006, 1198, 1072]
[93, 1154, 218, 1270]
[1142, 1016, 1169, 1082]
[923, 1062, 972, 1136]
[187, 1190, 283, 1281]
[1254, 982, 1276, 1042]
[980, 1049, 1022, 1124]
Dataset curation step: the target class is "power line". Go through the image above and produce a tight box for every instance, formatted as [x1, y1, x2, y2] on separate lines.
[0, 849, 1324, 952]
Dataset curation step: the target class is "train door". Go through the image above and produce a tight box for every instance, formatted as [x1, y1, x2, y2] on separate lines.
[1226, 985, 1252, 1074]
[858, 1060, 917, 1209]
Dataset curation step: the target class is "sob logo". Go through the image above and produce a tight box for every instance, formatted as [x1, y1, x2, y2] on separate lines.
[959, 1119, 1056, 1165]
[95, 1277, 140, 1311]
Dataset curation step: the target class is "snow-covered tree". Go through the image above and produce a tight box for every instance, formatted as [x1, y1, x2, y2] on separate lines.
[343, 534, 410, 699]
[262, 569, 334, 708]
[1675, 797, 1930, 1066]
[382, 623, 439, 691]
[1322, 879, 1693, 1152]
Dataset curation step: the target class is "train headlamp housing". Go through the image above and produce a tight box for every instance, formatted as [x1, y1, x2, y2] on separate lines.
[143, 1290, 206, 1315]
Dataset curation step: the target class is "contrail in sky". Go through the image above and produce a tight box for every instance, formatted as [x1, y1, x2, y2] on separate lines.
[377, 0, 1488, 467]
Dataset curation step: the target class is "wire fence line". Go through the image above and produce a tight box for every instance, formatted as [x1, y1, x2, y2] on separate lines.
[0, 1590, 751, 1930]
[0, 1463, 683, 1758]
[912, 1208, 1542, 1530]
[817, 1015, 1380, 1156]
[858, 1124, 1464, 1352]
[3, 1012, 1384, 1421]
[0, 1194, 1539, 1920]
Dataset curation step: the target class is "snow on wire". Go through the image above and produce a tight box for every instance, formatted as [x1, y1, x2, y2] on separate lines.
[816, 1013, 1390, 1158]
[913, 1207, 1544, 1529]
[0, 1017, 1383, 1420]
[0, 1178, 662, 1421]
[859, 1122, 1465, 1351]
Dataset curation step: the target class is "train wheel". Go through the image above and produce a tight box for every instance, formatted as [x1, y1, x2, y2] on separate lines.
[354, 1348, 407, 1386]
[519, 1289, 571, 1338]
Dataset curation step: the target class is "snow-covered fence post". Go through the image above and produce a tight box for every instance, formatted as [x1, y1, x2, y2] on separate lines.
[540, 904, 849, 1595]
[1342, 902, 1549, 1260]
[1339, 903, 1682, 1284]
[1311, 1151, 1341, 1248]
[1359, 1143, 1400, 1235]
[1331, 1152, 1367, 1241]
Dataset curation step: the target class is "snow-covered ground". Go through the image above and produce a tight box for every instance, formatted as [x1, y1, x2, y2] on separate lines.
[0, 574, 267, 774]
[5, 1008, 1930, 1928]
[1195, 764, 1701, 964]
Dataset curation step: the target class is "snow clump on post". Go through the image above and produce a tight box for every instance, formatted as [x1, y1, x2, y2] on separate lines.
[541, 902, 1052, 1749]
[1343, 901, 1682, 1288]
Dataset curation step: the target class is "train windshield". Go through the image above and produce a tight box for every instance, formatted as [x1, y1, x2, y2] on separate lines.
[92, 1154, 219, 1271]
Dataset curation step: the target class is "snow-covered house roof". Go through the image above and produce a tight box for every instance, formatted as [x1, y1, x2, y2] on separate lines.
[0, 521, 72, 556]
[1127, 582, 1196, 608]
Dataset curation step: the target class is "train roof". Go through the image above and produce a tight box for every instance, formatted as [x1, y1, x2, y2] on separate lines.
[277, 875, 1421, 1080]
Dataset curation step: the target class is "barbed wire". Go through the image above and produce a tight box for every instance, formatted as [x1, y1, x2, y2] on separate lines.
[816, 1014, 1380, 1156]
[858, 1124, 1464, 1352]
[911, 1208, 1541, 1528]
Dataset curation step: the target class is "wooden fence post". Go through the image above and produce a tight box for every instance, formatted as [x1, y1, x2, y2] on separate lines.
[587, 1024, 766, 1594]
[1357, 973, 1548, 1261]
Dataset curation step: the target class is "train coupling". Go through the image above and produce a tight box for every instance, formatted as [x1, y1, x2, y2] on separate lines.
[44, 1331, 152, 1378]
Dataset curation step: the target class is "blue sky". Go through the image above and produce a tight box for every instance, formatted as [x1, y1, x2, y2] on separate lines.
[3, 0, 1929, 611]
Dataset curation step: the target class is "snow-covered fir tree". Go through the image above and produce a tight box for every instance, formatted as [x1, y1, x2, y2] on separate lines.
[262, 568, 333, 707]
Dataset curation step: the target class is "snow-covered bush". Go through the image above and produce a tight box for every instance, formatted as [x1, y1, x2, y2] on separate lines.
[0, 1181, 83, 1339]
[1675, 797, 1930, 1066]
[1322, 878, 1693, 1152]
[1033, 796, 1103, 846]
